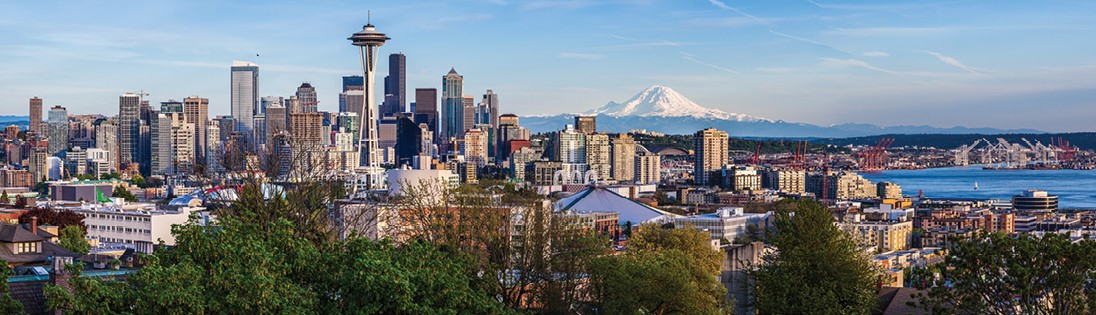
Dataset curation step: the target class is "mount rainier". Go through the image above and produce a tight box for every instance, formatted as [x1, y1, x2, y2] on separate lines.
[520, 85, 1040, 137]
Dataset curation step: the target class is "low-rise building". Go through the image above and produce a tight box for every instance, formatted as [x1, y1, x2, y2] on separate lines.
[63, 201, 208, 254]
[673, 207, 771, 242]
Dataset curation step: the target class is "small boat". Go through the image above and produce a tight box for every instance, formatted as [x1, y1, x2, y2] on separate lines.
[974, 182, 979, 190]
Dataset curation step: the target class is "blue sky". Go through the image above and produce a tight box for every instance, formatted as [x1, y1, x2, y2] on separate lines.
[2, 0, 1096, 131]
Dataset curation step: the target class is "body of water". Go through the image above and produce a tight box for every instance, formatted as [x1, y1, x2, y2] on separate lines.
[859, 166, 1096, 209]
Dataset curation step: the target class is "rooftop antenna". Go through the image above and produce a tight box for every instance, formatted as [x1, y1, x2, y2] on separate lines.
[368, 10, 371, 25]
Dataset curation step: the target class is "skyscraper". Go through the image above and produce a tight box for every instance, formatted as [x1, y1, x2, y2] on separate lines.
[479, 90, 499, 128]
[611, 134, 637, 182]
[183, 96, 209, 164]
[463, 128, 488, 167]
[414, 88, 438, 138]
[153, 101, 193, 175]
[348, 21, 390, 190]
[694, 128, 729, 186]
[585, 133, 611, 181]
[381, 53, 406, 117]
[47, 106, 68, 156]
[462, 96, 475, 138]
[206, 121, 223, 174]
[339, 75, 364, 113]
[231, 61, 259, 137]
[553, 125, 586, 164]
[29, 97, 42, 134]
[265, 104, 287, 148]
[94, 119, 118, 173]
[575, 116, 596, 134]
[295, 83, 318, 113]
[441, 68, 463, 148]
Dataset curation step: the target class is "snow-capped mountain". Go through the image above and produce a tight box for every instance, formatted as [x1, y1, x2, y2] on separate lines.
[519, 85, 1042, 137]
[585, 85, 768, 122]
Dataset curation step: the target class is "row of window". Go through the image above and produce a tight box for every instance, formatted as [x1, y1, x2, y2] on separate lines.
[84, 213, 152, 222]
[16, 242, 38, 254]
[88, 224, 152, 235]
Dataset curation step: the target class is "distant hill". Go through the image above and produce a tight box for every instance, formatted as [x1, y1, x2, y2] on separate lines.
[521, 86, 1043, 138]
[0, 115, 29, 128]
[812, 133, 1096, 150]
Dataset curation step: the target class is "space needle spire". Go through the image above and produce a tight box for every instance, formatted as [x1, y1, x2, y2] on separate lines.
[348, 15, 390, 192]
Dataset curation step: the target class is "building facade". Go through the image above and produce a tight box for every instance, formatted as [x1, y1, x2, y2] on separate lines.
[694, 128, 729, 186]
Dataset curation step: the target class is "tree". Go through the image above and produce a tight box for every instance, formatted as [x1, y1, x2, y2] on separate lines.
[0, 259, 26, 315]
[131, 174, 146, 188]
[912, 233, 1096, 314]
[590, 227, 727, 314]
[57, 225, 90, 255]
[112, 185, 137, 202]
[750, 200, 879, 315]
[0, 191, 8, 205]
[18, 207, 86, 230]
[12, 196, 26, 209]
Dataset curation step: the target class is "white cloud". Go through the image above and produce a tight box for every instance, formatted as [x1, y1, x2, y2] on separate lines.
[862, 51, 889, 57]
[924, 51, 982, 75]
[819, 58, 900, 75]
[681, 53, 739, 74]
[559, 52, 606, 60]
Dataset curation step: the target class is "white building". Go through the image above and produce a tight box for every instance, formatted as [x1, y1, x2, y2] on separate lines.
[64, 201, 209, 254]
[673, 207, 772, 241]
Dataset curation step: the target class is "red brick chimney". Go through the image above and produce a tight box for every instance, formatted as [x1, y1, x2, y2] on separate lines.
[31, 216, 37, 233]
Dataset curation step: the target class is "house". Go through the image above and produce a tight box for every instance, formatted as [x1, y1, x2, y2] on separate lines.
[0, 218, 79, 267]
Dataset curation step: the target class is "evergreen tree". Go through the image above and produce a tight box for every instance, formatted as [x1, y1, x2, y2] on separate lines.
[0, 259, 26, 315]
[57, 225, 91, 255]
[751, 200, 879, 315]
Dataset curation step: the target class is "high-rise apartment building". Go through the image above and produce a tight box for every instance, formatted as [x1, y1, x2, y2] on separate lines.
[231, 61, 259, 136]
[47, 106, 69, 156]
[265, 104, 288, 148]
[94, 119, 119, 173]
[29, 97, 42, 134]
[288, 112, 325, 146]
[295, 83, 318, 113]
[610, 134, 637, 182]
[694, 128, 729, 186]
[463, 128, 488, 167]
[635, 145, 661, 184]
[553, 125, 586, 164]
[183, 96, 208, 163]
[574, 116, 596, 134]
[206, 121, 222, 174]
[462, 96, 476, 137]
[585, 133, 611, 181]
[152, 101, 194, 175]
[441, 68, 464, 146]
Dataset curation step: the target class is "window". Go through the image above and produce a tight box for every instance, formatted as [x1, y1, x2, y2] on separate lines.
[17, 242, 38, 254]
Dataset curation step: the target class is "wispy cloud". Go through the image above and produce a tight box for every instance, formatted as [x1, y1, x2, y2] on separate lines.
[680, 52, 739, 74]
[819, 58, 900, 75]
[769, 29, 852, 55]
[559, 52, 606, 60]
[862, 51, 889, 57]
[708, 0, 768, 24]
[421, 14, 492, 30]
[824, 27, 949, 37]
[805, 0, 935, 11]
[687, 16, 776, 27]
[924, 51, 982, 75]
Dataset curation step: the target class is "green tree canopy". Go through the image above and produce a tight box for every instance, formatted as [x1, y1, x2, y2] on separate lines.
[751, 199, 879, 315]
[591, 226, 727, 314]
[0, 259, 26, 315]
[57, 225, 90, 255]
[912, 232, 1096, 314]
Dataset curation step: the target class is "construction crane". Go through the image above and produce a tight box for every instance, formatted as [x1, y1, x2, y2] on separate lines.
[856, 138, 893, 171]
[954, 139, 984, 166]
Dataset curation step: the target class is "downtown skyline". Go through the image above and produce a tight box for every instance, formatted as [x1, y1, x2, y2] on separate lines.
[2, 1, 1096, 132]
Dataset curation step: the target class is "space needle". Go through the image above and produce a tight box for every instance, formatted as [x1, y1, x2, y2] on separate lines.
[348, 16, 389, 192]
